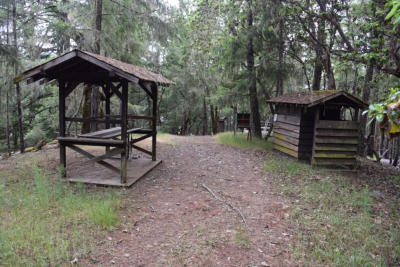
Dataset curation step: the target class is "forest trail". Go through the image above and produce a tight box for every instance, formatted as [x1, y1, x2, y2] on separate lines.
[87, 136, 293, 266]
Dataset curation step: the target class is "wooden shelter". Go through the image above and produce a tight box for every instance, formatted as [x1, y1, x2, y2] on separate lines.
[267, 90, 368, 169]
[15, 49, 174, 186]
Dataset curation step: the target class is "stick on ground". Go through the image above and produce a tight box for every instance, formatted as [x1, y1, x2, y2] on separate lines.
[200, 183, 250, 231]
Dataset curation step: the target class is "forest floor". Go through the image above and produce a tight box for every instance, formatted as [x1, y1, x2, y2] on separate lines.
[80, 135, 293, 266]
[1, 133, 399, 266]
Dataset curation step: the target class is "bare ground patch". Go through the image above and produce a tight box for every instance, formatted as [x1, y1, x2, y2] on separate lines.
[80, 136, 293, 266]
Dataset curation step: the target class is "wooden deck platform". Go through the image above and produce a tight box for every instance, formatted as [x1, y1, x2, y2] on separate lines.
[67, 158, 162, 187]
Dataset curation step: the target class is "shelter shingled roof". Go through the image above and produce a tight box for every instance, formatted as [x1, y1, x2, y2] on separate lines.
[82, 51, 174, 85]
[266, 90, 368, 108]
[14, 49, 174, 86]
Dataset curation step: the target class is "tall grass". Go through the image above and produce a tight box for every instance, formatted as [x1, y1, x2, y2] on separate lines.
[215, 132, 273, 150]
[264, 156, 400, 266]
[157, 132, 177, 146]
[0, 164, 122, 266]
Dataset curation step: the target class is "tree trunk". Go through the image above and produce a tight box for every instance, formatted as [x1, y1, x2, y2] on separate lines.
[90, 86, 99, 131]
[246, 0, 262, 138]
[324, 53, 336, 89]
[359, 61, 374, 156]
[95, 0, 103, 54]
[202, 95, 208, 135]
[6, 89, 10, 155]
[59, 0, 70, 53]
[13, 127, 18, 150]
[0, 85, 2, 117]
[276, 17, 284, 96]
[83, 0, 103, 132]
[233, 105, 238, 135]
[312, 59, 323, 91]
[81, 84, 92, 133]
[312, 11, 325, 91]
[351, 66, 359, 94]
[13, 0, 24, 153]
[6, 6, 10, 155]
[210, 104, 217, 134]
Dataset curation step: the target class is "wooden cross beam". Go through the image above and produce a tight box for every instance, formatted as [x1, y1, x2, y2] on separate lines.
[65, 80, 81, 98]
[131, 144, 152, 156]
[138, 80, 153, 99]
[110, 82, 122, 99]
[67, 144, 120, 174]
[81, 147, 122, 165]
[131, 133, 152, 143]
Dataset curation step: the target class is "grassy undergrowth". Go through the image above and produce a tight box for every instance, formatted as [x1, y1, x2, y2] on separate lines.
[264, 156, 400, 266]
[215, 132, 273, 150]
[157, 132, 177, 146]
[0, 163, 122, 266]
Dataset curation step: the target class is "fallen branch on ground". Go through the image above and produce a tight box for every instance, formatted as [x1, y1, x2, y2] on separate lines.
[200, 183, 250, 231]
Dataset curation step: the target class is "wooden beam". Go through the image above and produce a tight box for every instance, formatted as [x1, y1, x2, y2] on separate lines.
[65, 80, 81, 98]
[273, 144, 298, 158]
[120, 80, 128, 184]
[59, 79, 66, 177]
[82, 147, 122, 165]
[311, 107, 320, 166]
[316, 129, 359, 137]
[67, 144, 120, 174]
[315, 137, 358, 145]
[131, 133, 152, 143]
[314, 145, 358, 152]
[151, 82, 157, 161]
[110, 82, 122, 99]
[132, 144, 152, 156]
[15, 50, 78, 83]
[138, 80, 153, 99]
[57, 137, 124, 147]
[316, 120, 359, 130]
[313, 152, 356, 159]
[104, 82, 111, 130]
[65, 117, 121, 124]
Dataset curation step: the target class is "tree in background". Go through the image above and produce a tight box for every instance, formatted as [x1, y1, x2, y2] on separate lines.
[2, 0, 400, 154]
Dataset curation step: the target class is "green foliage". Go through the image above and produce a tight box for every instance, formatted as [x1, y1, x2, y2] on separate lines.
[386, 0, 400, 26]
[24, 124, 46, 147]
[364, 88, 400, 126]
[264, 155, 400, 266]
[215, 132, 273, 150]
[0, 163, 122, 265]
[263, 157, 314, 178]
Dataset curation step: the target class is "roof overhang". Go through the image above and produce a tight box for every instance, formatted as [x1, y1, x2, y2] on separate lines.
[266, 90, 368, 109]
[14, 49, 174, 87]
[306, 91, 368, 109]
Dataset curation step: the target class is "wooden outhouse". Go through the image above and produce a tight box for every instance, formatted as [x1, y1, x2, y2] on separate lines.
[266, 90, 368, 169]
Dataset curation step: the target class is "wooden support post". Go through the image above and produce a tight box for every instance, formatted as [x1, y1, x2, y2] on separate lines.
[104, 82, 111, 153]
[354, 108, 359, 122]
[151, 82, 158, 161]
[120, 80, 128, 184]
[59, 79, 67, 177]
[105, 82, 111, 129]
[311, 107, 320, 167]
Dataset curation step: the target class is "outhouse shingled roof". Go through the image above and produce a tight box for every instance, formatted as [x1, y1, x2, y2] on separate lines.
[266, 90, 368, 108]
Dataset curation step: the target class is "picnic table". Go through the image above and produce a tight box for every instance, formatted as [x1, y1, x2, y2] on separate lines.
[77, 127, 153, 158]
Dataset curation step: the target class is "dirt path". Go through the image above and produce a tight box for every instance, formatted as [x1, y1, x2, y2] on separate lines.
[88, 136, 293, 266]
